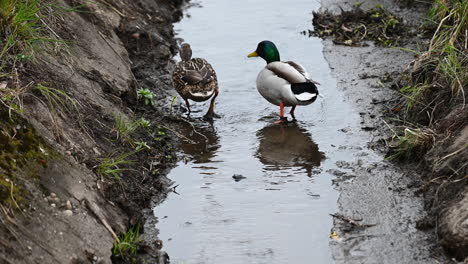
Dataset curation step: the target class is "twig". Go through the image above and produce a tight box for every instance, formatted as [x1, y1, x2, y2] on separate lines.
[437, 144, 467, 163]
[330, 213, 376, 227]
[9, 182, 24, 217]
[84, 199, 120, 243]
[95, 0, 127, 17]
[159, 123, 197, 144]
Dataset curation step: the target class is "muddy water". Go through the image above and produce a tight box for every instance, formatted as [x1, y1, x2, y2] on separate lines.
[153, 0, 372, 263]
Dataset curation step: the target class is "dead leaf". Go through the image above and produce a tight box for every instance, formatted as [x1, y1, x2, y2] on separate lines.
[329, 231, 341, 241]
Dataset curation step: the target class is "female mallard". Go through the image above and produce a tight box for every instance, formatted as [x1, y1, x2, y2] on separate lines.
[172, 43, 219, 120]
[247, 40, 319, 122]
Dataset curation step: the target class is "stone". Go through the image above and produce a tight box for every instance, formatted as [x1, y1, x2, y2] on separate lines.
[63, 210, 73, 217]
[65, 200, 72, 210]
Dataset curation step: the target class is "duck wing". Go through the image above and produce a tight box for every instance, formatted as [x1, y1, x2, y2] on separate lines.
[285, 61, 310, 80]
[192, 58, 217, 85]
[265, 61, 319, 102]
[266, 61, 307, 84]
[182, 70, 204, 84]
[285, 61, 321, 85]
[174, 58, 217, 85]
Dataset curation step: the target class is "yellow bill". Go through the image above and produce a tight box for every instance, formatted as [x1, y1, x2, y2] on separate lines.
[247, 51, 258, 57]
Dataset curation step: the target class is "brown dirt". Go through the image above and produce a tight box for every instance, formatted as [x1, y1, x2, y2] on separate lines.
[314, 0, 467, 262]
[0, 0, 188, 263]
[390, 4, 468, 258]
[310, 5, 414, 47]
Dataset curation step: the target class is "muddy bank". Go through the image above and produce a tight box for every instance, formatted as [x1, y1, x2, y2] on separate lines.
[316, 0, 466, 262]
[0, 0, 186, 263]
[315, 0, 448, 263]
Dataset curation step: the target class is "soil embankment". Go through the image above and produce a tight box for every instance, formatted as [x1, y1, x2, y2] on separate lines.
[1, 0, 185, 263]
[315, 0, 467, 262]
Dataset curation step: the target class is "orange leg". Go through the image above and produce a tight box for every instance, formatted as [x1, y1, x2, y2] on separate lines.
[280, 102, 284, 118]
[290, 105, 296, 121]
[275, 102, 288, 124]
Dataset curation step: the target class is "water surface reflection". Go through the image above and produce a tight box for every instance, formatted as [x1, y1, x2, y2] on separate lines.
[176, 119, 220, 163]
[256, 122, 325, 176]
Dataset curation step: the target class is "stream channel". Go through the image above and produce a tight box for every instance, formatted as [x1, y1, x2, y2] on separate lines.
[153, 0, 378, 263]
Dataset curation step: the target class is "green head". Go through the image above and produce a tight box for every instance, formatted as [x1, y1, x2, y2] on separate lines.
[247, 40, 280, 64]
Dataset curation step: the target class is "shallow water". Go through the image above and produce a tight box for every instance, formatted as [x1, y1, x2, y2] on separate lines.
[153, 0, 371, 263]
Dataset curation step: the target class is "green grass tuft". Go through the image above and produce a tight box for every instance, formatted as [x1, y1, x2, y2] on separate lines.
[96, 151, 137, 182]
[35, 83, 78, 114]
[395, 0, 466, 130]
[388, 127, 435, 160]
[113, 224, 141, 258]
[113, 115, 150, 141]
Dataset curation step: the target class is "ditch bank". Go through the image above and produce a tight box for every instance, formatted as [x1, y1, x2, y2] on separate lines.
[0, 0, 187, 263]
[314, 0, 467, 262]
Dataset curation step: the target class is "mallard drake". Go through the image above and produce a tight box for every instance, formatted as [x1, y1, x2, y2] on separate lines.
[247, 40, 319, 122]
[172, 43, 219, 120]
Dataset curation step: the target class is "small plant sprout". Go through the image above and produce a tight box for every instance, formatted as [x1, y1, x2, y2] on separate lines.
[170, 94, 177, 111]
[137, 118, 150, 128]
[113, 116, 149, 140]
[135, 141, 150, 150]
[137, 88, 156, 105]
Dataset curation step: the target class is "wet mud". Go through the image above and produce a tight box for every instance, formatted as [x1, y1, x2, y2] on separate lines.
[318, 0, 453, 263]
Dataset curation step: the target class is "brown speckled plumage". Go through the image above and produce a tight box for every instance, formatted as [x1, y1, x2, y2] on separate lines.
[172, 43, 220, 119]
[172, 58, 218, 101]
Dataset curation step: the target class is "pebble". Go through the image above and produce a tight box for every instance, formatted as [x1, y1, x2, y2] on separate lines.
[51, 203, 56, 207]
[43, 197, 49, 203]
[232, 174, 246, 182]
[65, 200, 72, 210]
[50, 193, 57, 198]
[53, 197, 60, 202]
[63, 210, 73, 217]
[65, 151, 72, 156]
[93, 147, 101, 155]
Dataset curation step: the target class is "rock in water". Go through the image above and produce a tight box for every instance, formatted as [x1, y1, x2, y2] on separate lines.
[232, 174, 246, 182]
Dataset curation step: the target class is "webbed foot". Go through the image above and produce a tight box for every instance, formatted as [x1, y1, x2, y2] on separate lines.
[274, 116, 288, 124]
[203, 112, 220, 121]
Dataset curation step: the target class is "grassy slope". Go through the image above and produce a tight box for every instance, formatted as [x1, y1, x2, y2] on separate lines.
[390, 0, 467, 260]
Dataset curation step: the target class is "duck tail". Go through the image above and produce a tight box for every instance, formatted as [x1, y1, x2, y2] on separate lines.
[291, 82, 319, 102]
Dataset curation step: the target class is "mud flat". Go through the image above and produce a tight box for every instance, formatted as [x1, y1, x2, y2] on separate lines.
[317, 0, 463, 263]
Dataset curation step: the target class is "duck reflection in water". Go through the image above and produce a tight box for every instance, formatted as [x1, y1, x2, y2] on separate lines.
[255, 122, 325, 176]
[176, 120, 220, 164]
